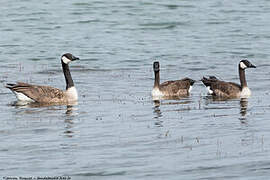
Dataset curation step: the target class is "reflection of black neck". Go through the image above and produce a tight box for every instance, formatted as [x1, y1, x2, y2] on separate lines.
[239, 66, 247, 89]
[240, 98, 248, 117]
[62, 61, 74, 90]
[154, 70, 160, 88]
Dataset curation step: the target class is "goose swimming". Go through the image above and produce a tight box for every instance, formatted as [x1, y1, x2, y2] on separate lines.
[201, 59, 256, 98]
[152, 61, 195, 99]
[6, 53, 79, 103]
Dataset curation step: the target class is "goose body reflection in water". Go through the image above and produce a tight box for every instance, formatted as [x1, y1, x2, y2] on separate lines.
[10, 101, 78, 117]
[12, 101, 78, 108]
[152, 97, 194, 120]
[203, 95, 249, 122]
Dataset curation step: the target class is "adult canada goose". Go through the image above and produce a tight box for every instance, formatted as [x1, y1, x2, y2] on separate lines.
[201, 59, 256, 98]
[6, 53, 79, 103]
[152, 61, 195, 98]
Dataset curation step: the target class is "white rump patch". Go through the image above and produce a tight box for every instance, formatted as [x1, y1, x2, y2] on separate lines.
[207, 86, 213, 94]
[188, 86, 193, 93]
[66, 86, 78, 101]
[14, 92, 35, 102]
[240, 62, 247, 69]
[62, 56, 71, 64]
[240, 87, 251, 98]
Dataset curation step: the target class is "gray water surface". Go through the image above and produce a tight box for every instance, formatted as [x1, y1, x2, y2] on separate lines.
[1, 0, 270, 179]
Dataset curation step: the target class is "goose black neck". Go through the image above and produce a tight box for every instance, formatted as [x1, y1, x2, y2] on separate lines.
[239, 66, 247, 89]
[62, 61, 74, 90]
[154, 70, 160, 88]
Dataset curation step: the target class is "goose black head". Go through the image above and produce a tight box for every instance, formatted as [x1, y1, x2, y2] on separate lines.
[61, 53, 80, 64]
[239, 59, 256, 69]
[153, 61, 160, 72]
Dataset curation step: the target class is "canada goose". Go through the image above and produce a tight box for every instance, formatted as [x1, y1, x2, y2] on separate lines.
[152, 61, 195, 98]
[6, 53, 79, 103]
[201, 59, 256, 98]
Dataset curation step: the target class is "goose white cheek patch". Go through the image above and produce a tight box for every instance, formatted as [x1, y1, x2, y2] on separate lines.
[240, 62, 247, 69]
[62, 56, 71, 64]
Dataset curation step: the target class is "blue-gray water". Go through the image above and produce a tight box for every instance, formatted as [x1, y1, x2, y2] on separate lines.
[1, 0, 270, 179]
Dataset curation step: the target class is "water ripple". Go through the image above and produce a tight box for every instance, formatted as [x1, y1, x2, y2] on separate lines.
[71, 171, 126, 177]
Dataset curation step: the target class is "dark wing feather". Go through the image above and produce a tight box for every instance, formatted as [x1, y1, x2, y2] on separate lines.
[201, 76, 219, 87]
[211, 81, 241, 97]
[201, 76, 241, 97]
[6, 82, 66, 103]
[159, 78, 195, 96]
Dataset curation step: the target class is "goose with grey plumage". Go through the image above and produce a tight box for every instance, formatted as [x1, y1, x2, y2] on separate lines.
[6, 53, 79, 103]
[152, 61, 195, 99]
[201, 59, 256, 98]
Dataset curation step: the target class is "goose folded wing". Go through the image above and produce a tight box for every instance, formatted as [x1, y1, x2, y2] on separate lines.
[160, 79, 191, 94]
[11, 82, 65, 102]
[211, 81, 241, 97]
